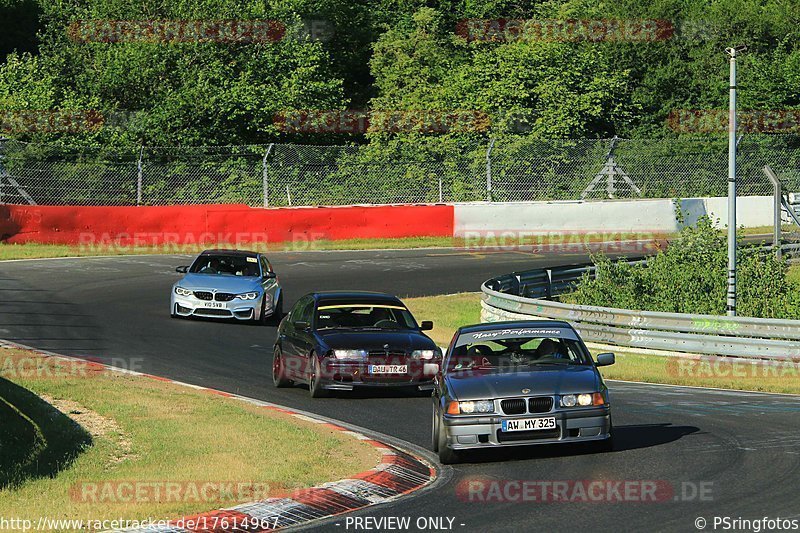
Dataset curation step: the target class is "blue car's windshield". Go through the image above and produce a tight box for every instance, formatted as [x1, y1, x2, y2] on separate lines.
[447, 335, 591, 372]
[189, 254, 261, 277]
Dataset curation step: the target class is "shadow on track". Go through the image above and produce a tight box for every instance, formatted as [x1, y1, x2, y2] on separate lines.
[452, 423, 699, 465]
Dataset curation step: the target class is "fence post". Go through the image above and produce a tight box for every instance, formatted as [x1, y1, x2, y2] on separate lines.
[0, 137, 5, 204]
[438, 175, 443, 203]
[486, 138, 495, 202]
[763, 165, 783, 260]
[136, 145, 144, 206]
[263, 143, 274, 208]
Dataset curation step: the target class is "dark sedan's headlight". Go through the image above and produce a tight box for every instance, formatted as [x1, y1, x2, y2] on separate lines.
[560, 393, 606, 407]
[447, 400, 495, 414]
[333, 349, 368, 360]
[411, 349, 438, 360]
[236, 291, 260, 301]
[174, 286, 192, 297]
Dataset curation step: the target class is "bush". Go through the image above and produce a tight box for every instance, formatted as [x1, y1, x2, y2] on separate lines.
[566, 216, 800, 319]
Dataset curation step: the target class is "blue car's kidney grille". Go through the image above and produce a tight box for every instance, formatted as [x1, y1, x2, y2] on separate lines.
[194, 291, 213, 301]
[501, 399, 526, 415]
[528, 397, 554, 413]
[215, 292, 235, 302]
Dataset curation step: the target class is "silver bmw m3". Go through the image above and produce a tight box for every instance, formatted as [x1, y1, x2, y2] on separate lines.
[432, 320, 615, 464]
[170, 249, 283, 325]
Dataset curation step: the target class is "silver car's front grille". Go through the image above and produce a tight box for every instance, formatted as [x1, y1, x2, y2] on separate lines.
[215, 292, 235, 302]
[528, 397, 554, 413]
[194, 291, 213, 301]
[501, 399, 526, 415]
[501, 397, 554, 415]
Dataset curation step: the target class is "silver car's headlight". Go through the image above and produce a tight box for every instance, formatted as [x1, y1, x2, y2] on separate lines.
[332, 349, 368, 360]
[456, 400, 495, 414]
[236, 291, 259, 300]
[411, 349, 438, 360]
[174, 286, 192, 297]
[560, 393, 605, 407]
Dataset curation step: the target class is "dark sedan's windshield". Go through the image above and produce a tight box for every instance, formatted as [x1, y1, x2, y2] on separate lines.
[316, 304, 418, 330]
[190, 254, 261, 277]
[447, 335, 591, 372]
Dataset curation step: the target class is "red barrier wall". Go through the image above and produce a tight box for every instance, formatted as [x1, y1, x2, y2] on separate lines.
[0, 204, 455, 245]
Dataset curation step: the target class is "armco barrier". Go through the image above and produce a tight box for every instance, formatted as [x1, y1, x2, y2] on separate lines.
[481, 254, 800, 360]
[0, 204, 455, 245]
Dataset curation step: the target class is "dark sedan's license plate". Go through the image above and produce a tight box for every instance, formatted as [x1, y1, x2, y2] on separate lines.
[368, 365, 407, 374]
[502, 417, 556, 432]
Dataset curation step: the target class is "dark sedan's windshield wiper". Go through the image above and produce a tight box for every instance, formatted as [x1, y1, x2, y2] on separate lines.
[530, 360, 579, 365]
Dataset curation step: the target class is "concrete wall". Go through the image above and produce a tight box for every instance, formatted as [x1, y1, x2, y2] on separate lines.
[454, 196, 774, 236]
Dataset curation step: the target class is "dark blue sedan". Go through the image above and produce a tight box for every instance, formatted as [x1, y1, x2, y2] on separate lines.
[272, 291, 440, 397]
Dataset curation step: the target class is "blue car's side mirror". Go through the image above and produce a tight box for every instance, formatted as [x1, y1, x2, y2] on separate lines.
[595, 353, 616, 367]
[175, 266, 189, 273]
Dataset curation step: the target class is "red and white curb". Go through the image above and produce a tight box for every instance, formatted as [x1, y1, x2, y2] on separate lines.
[0, 340, 437, 532]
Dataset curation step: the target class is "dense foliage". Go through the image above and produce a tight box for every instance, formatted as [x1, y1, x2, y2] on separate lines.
[566, 217, 800, 318]
[0, 0, 798, 147]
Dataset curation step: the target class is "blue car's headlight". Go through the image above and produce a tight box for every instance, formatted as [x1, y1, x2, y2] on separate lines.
[236, 292, 260, 301]
[174, 286, 192, 297]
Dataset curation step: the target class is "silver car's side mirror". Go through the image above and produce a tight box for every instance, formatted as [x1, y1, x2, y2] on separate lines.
[595, 353, 616, 366]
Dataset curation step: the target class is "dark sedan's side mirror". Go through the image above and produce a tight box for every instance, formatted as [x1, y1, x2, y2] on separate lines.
[175, 266, 189, 273]
[595, 353, 616, 367]
[420, 320, 434, 331]
[294, 321, 310, 332]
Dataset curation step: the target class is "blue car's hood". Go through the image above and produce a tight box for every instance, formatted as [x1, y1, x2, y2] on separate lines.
[445, 365, 601, 401]
[176, 273, 261, 292]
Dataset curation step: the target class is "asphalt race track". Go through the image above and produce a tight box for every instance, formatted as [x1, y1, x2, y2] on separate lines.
[3, 249, 800, 532]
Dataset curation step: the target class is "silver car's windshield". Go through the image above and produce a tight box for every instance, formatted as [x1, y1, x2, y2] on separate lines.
[447, 335, 591, 372]
[189, 254, 261, 277]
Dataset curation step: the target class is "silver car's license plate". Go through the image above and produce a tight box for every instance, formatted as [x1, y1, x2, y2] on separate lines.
[202, 302, 225, 309]
[368, 365, 407, 374]
[502, 417, 556, 432]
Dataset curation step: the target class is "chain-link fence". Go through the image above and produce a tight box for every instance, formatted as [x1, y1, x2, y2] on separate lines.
[1, 136, 798, 206]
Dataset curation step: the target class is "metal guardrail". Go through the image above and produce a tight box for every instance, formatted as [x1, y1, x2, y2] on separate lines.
[481, 248, 800, 360]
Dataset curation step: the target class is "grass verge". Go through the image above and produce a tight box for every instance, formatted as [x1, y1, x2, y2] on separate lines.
[0, 348, 380, 526]
[0, 225, 785, 261]
[0, 231, 669, 261]
[405, 293, 800, 395]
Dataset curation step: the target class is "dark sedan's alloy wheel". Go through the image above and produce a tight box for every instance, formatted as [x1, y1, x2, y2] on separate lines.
[272, 349, 292, 388]
[309, 357, 327, 398]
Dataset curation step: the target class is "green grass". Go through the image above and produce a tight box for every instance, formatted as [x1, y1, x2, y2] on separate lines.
[787, 264, 800, 286]
[0, 348, 380, 527]
[0, 231, 670, 260]
[404, 293, 800, 395]
[0, 224, 784, 261]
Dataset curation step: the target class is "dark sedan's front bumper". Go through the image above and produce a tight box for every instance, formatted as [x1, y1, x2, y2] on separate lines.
[443, 406, 611, 449]
[319, 360, 440, 391]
